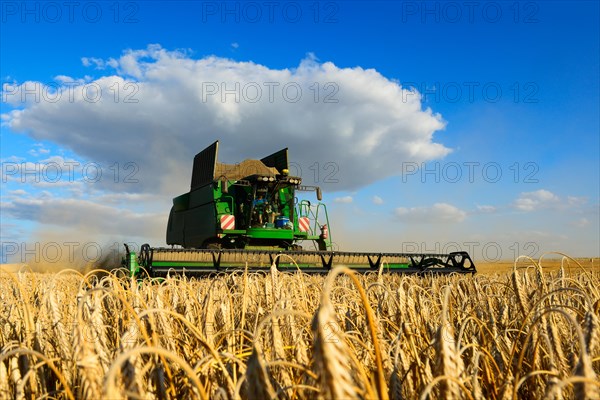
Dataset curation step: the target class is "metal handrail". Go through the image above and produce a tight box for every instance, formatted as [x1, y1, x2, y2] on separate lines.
[314, 202, 333, 249]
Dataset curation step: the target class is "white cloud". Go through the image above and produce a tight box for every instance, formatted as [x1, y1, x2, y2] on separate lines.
[572, 218, 590, 228]
[3, 197, 165, 238]
[567, 196, 588, 207]
[533, 190, 559, 202]
[372, 195, 384, 205]
[38, 155, 76, 164]
[4, 45, 450, 194]
[53, 75, 86, 84]
[514, 189, 560, 211]
[394, 202, 466, 223]
[28, 146, 50, 157]
[0, 155, 25, 163]
[476, 204, 496, 213]
[231, 42, 239, 49]
[96, 192, 162, 205]
[334, 196, 353, 203]
[81, 57, 107, 69]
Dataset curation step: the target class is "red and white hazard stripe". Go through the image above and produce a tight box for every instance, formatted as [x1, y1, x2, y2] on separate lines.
[220, 215, 235, 230]
[320, 224, 328, 239]
[298, 217, 310, 232]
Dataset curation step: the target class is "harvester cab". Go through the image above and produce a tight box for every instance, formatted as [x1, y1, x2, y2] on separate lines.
[166, 141, 331, 251]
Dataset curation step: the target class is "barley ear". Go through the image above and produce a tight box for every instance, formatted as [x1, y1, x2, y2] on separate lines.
[433, 286, 464, 399]
[511, 269, 530, 316]
[311, 277, 360, 400]
[573, 351, 599, 400]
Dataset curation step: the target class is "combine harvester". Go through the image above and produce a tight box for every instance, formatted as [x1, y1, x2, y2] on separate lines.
[125, 141, 476, 277]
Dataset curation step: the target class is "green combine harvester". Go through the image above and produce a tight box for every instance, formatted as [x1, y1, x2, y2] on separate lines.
[125, 141, 476, 277]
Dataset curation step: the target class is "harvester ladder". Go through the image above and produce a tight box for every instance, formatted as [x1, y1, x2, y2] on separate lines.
[298, 200, 333, 250]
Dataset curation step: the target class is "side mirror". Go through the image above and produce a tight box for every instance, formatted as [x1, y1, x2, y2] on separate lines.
[316, 187, 322, 201]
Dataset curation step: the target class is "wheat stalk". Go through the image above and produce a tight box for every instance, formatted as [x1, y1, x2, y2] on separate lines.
[0, 258, 597, 399]
[433, 286, 465, 399]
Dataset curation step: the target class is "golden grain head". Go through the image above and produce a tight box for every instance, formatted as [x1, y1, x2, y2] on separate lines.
[0, 260, 598, 399]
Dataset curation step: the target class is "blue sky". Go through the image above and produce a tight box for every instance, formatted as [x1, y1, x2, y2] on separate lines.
[1, 1, 598, 263]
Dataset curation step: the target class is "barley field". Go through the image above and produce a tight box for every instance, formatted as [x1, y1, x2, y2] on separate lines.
[1, 256, 598, 399]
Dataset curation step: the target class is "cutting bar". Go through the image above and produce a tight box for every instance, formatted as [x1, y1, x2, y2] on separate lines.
[125, 244, 476, 277]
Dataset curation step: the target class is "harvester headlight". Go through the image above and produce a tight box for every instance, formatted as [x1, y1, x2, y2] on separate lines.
[261, 177, 269, 181]
[268, 177, 275, 182]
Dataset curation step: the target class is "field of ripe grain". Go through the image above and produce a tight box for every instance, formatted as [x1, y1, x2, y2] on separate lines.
[475, 257, 598, 275]
[1, 258, 599, 399]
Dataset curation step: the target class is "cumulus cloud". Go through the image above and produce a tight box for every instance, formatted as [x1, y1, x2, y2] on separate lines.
[572, 218, 590, 228]
[334, 196, 353, 203]
[0, 155, 25, 163]
[514, 189, 560, 211]
[28, 146, 50, 157]
[476, 204, 497, 213]
[567, 196, 588, 207]
[372, 195, 384, 205]
[81, 57, 106, 69]
[2, 197, 165, 239]
[3, 45, 450, 195]
[394, 202, 467, 223]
